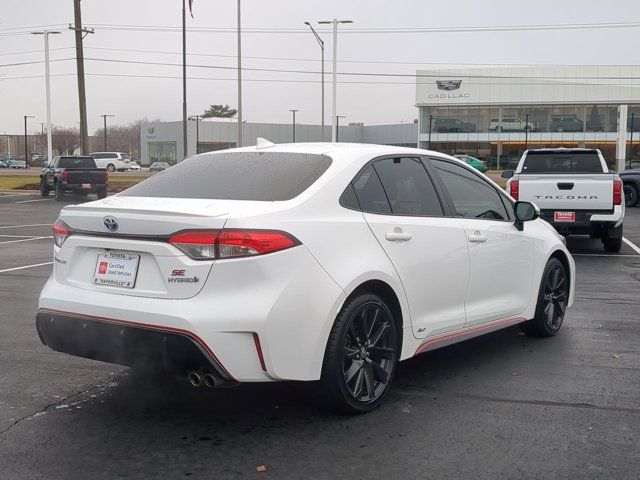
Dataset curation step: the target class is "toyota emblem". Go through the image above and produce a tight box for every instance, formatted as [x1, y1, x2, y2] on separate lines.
[103, 216, 118, 232]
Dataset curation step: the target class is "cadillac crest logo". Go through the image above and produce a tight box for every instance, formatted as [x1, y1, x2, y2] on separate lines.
[436, 80, 462, 91]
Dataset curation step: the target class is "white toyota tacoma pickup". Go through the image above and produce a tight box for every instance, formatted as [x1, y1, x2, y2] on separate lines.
[502, 148, 625, 252]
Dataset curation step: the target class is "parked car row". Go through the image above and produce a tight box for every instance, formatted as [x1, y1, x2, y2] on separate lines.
[430, 115, 636, 133]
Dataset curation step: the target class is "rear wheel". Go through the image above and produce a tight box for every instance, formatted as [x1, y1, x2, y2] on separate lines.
[55, 182, 65, 201]
[520, 258, 568, 337]
[97, 187, 108, 199]
[319, 293, 399, 413]
[40, 180, 50, 197]
[624, 184, 638, 207]
[603, 225, 623, 253]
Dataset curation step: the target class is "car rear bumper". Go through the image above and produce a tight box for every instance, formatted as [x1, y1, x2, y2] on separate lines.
[540, 206, 624, 234]
[37, 245, 346, 383]
[36, 309, 235, 384]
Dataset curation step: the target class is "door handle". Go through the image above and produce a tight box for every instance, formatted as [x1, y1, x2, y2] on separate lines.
[468, 230, 487, 243]
[385, 229, 412, 241]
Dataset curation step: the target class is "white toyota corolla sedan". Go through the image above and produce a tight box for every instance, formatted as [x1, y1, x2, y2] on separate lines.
[37, 143, 575, 412]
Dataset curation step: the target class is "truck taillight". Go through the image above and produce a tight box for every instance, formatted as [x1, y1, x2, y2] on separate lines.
[62, 171, 68, 182]
[509, 180, 519, 201]
[52, 220, 70, 247]
[613, 179, 622, 205]
[104, 170, 109, 182]
[168, 229, 300, 260]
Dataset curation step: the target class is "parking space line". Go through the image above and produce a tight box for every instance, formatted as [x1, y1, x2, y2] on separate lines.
[0, 262, 53, 274]
[622, 237, 640, 255]
[14, 198, 53, 204]
[0, 236, 52, 245]
[0, 223, 52, 229]
[0, 234, 43, 238]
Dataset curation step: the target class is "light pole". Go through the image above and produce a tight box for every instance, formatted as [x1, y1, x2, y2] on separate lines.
[189, 115, 201, 154]
[525, 113, 529, 149]
[289, 109, 299, 142]
[304, 22, 325, 141]
[237, 0, 243, 147]
[318, 19, 353, 142]
[100, 114, 115, 151]
[31, 30, 60, 165]
[24, 115, 35, 164]
[336, 115, 346, 142]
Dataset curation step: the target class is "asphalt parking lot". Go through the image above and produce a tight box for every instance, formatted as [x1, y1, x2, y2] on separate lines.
[1, 192, 639, 479]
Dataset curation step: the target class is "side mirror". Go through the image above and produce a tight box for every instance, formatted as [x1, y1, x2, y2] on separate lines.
[514, 201, 539, 231]
[501, 170, 514, 179]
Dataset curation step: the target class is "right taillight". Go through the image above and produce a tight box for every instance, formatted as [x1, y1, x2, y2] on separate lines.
[62, 171, 68, 182]
[52, 220, 70, 247]
[509, 179, 519, 201]
[167, 229, 299, 260]
[104, 170, 109, 182]
[613, 179, 622, 206]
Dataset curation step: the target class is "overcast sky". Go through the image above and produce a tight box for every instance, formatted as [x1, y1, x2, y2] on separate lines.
[1, 0, 639, 134]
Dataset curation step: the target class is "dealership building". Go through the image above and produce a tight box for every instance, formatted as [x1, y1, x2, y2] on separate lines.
[139, 120, 418, 165]
[416, 65, 640, 169]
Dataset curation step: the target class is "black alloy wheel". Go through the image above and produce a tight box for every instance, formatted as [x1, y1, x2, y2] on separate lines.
[624, 184, 638, 207]
[520, 258, 568, 337]
[320, 293, 398, 413]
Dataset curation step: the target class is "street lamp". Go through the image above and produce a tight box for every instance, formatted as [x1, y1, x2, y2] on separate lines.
[318, 19, 353, 142]
[289, 109, 299, 142]
[189, 115, 201, 154]
[100, 114, 115, 151]
[31, 30, 61, 164]
[304, 22, 325, 141]
[336, 115, 346, 142]
[24, 115, 35, 164]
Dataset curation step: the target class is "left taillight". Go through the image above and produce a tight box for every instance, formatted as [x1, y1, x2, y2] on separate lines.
[52, 220, 70, 247]
[613, 179, 622, 206]
[167, 229, 300, 260]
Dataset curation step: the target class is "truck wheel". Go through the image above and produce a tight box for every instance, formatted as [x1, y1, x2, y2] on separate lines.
[520, 257, 568, 337]
[40, 180, 50, 197]
[55, 183, 65, 201]
[106, 163, 116, 172]
[624, 184, 638, 207]
[603, 225, 623, 253]
[97, 187, 108, 199]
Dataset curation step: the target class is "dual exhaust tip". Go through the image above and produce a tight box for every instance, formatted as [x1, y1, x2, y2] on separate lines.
[188, 371, 217, 388]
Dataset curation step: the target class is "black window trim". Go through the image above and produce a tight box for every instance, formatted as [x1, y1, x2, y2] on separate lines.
[339, 154, 450, 218]
[426, 155, 515, 223]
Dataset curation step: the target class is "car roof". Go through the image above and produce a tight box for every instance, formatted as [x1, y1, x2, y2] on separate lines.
[525, 147, 599, 154]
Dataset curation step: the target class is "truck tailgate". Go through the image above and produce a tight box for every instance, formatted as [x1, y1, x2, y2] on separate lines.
[66, 169, 106, 185]
[518, 174, 614, 210]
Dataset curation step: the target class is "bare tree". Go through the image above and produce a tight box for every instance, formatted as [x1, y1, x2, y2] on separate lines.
[52, 126, 81, 155]
[93, 117, 162, 159]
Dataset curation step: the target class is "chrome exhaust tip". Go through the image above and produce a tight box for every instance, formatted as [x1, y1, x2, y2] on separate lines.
[203, 373, 217, 388]
[188, 371, 202, 387]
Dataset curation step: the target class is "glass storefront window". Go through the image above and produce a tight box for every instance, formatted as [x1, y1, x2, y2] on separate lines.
[148, 141, 177, 165]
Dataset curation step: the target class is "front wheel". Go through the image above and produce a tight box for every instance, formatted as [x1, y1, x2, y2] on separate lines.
[520, 258, 568, 337]
[106, 163, 116, 172]
[624, 184, 638, 207]
[319, 293, 399, 413]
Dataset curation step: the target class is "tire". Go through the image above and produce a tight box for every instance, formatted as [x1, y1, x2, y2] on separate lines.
[106, 163, 116, 172]
[319, 293, 399, 414]
[97, 187, 108, 199]
[624, 184, 638, 207]
[603, 237, 622, 253]
[55, 183, 65, 201]
[40, 180, 50, 197]
[520, 258, 568, 337]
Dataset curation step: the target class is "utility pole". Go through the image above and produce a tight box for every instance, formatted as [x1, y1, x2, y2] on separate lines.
[182, 0, 188, 159]
[24, 116, 35, 164]
[318, 19, 353, 142]
[237, 0, 243, 147]
[289, 109, 298, 142]
[304, 22, 325, 141]
[189, 115, 201, 153]
[100, 114, 115, 150]
[70, 0, 93, 155]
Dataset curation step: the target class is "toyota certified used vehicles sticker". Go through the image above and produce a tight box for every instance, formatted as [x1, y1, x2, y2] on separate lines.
[554, 211, 576, 222]
[93, 251, 140, 288]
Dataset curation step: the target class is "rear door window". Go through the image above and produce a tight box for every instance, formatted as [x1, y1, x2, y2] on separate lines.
[350, 166, 392, 214]
[373, 157, 443, 216]
[121, 151, 332, 201]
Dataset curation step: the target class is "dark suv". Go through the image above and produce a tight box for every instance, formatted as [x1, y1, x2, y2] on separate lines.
[550, 116, 583, 132]
[432, 118, 477, 133]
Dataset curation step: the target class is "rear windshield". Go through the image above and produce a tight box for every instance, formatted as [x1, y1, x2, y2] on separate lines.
[121, 152, 333, 201]
[521, 151, 604, 174]
[58, 157, 96, 169]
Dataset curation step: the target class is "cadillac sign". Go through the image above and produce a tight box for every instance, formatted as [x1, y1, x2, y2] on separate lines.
[429, 79, 469, 99]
